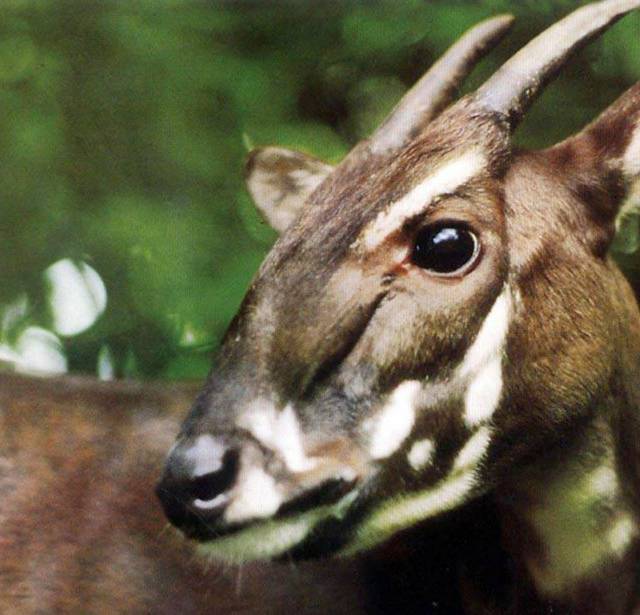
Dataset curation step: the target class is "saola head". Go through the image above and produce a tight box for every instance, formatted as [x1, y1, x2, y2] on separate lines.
[157, 0, 640, 563]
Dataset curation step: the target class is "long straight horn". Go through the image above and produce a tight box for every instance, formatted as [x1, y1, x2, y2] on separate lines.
[475, 0, 640, 130]
[369, 14, 514, 154]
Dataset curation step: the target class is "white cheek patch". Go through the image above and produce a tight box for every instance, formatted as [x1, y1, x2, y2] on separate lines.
[344, 425, 493, 555]
[463, 360, 503, 428]
[407, 438, 435, 471]
[224, 465, 283, 524]
[365, 380, 422, 459]
[237, 400, 317, 473]
[184, 435, 226, 478]
[452, 426, 492, 472]
[458, 287, 512, 428]
[358, 149, 486, 251]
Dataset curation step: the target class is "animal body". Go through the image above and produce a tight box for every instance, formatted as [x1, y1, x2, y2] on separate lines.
[156, 1, 640, 613]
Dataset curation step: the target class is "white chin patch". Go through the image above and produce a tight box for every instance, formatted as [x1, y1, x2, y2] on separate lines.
[199, 512, 319, 565]
[199, 491, 359, 565]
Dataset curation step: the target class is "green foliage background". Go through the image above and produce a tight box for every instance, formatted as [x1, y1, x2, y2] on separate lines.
[1, 0, 639, 380]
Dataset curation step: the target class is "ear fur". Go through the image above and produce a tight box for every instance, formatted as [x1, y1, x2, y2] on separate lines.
[245, 147, 334, 234]
[551, 82, 640, 222]
[585, 82, 640, 183]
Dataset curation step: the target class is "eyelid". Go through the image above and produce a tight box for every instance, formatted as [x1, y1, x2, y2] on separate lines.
[416, 217, 475, 234]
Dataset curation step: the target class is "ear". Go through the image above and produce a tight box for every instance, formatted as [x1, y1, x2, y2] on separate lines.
[244, 147, 334, 234]
[552, 82, 640, 222]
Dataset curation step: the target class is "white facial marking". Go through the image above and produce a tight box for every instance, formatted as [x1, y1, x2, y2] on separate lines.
[346, 414, 496, 554]
[407, 439, 435, 471]
[224, 466, 283, 524]
[458, 287, 512, 428]
[623, 122, 640, 178]
[184, 435, 226, 478]
[238, 400, 317, 473]
[278, 404, 319, 472]
[193, 493, 229, 510]
[366, 380, 421, 459]
[344, 468, 477, 554]
[453, 426, 492, 472]
[458, 288, 511, 380]
[463, 360, 503, 428]
[359, 149, 486, 251]
[199, 490, 359, 565]
[201, 512, 316, 565]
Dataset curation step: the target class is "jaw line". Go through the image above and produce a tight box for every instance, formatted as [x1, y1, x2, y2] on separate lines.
[339, 467, 479, 557]
[196, 490, 359, 565]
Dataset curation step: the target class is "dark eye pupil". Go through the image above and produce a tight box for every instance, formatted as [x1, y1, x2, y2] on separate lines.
[412, 225, 477, 274]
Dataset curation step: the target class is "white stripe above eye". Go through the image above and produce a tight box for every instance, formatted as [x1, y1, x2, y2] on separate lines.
[358, 149, 486, 251]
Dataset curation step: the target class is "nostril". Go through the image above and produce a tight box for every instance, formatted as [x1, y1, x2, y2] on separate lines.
[156, 447, 241, 540]
[189, 449, 239, 503]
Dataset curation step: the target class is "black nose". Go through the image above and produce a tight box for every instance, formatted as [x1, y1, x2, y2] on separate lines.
[156, 448, 240, 540]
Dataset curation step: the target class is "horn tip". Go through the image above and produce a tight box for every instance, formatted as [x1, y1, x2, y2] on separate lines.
[486, 14, 516, 28]
[468, 14, 516, 50]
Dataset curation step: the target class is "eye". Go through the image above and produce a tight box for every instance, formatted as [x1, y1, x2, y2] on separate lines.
[411, 223, 479, 275]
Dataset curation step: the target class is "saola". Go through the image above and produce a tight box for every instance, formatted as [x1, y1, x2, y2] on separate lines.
[157, 1, 640, 612]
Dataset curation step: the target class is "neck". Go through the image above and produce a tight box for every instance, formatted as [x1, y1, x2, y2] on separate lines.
[497, 413, 639, 614]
